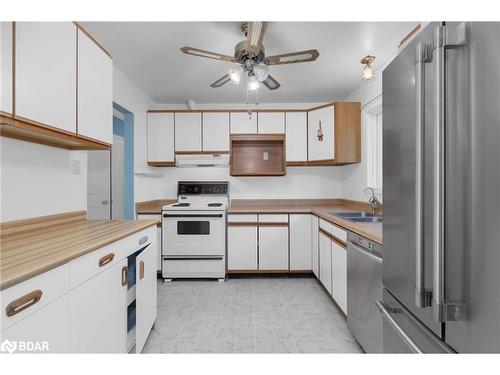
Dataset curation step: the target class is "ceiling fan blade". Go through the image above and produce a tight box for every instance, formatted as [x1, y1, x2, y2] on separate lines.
[245, 22, 268, 57]
[264, 49, 319, 65]
[210, 74, 231, 88]
[262, 75, 280, 90]
[180, 46, 235, 63]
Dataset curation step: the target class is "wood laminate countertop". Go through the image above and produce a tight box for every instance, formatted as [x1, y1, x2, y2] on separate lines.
[135, 199, 177, 215]
[228, 199, 383, 245]
[0, 211, 159, 290]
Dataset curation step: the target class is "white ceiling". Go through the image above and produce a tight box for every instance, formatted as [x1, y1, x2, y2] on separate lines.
[81, 22, 417, 103]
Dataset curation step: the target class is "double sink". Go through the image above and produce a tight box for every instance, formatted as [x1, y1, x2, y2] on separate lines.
[332, 211, 383, 223]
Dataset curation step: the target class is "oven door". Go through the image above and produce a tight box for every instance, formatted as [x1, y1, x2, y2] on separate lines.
[162, 211, 225, 256]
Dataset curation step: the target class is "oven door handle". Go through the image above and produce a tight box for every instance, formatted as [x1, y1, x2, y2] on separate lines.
[162, 213, 224, 218]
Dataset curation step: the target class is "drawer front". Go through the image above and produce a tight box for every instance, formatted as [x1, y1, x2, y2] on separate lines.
[227, 214, 258, 223]
[163, 257, 225, 278]
[1, 264, 70, 331]
[258, 214, 289, 223]
[70, 227, 156, 289]
[319, 219, 347, 244]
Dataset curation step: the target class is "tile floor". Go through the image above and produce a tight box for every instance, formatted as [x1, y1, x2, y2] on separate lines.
[142, 276, 364, 354]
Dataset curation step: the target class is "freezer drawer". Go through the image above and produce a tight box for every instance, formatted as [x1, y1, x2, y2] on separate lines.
[378, 289, 454, 353]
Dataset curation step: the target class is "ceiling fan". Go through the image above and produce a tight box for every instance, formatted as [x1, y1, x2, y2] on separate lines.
[180, 22, 320, 91]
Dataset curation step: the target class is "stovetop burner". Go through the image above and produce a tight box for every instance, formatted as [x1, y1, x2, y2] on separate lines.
[208, 203, 223, 207]
[173, 202, 190, 207]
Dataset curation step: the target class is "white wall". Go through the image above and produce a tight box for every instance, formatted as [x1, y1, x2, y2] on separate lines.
[0, 137, 87, 222]
[341, 70, 383, 202]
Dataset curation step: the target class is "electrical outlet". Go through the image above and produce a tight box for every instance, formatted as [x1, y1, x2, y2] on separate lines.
[72, 159, 81, 175]
[263, 151, 269, 161]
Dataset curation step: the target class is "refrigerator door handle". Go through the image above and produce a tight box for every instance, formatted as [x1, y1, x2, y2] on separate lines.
[375, 300, 424, 353]
[414, 42, 433, 309]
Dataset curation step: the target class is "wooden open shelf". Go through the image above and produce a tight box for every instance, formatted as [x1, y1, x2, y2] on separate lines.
[0, 114, 111, 150]
[230, 134, 286, 176]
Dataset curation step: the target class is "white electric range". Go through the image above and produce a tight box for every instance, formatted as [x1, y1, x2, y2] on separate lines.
[161, 181, 228, 281]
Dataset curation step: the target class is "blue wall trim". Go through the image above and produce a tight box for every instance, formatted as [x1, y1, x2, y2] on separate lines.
[113, 102, 134, 219]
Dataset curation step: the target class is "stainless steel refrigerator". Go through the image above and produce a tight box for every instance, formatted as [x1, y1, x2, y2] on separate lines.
[380, 22, 500, 353]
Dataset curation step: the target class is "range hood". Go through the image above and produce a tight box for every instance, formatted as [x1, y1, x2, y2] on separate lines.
[175, 153, 229, 167]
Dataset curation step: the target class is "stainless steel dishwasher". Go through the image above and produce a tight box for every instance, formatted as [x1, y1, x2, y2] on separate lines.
[347, 232, 383, 353]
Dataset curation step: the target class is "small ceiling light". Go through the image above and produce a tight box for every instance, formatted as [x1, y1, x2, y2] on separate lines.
[253, 64, 269, 82]
[247, 74, 260, 91]
[361, 55, 376, 80]
[228, 68, 242, 84]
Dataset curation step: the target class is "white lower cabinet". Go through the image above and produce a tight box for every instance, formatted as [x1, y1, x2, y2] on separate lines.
[69, 258, 128, 353]
[311, 216, 319, 277]
[227, 225, 258, 270]
[332, 242, 347, 314]
[1, 294, 70, 353]
[258, 225, 289, 270]
[135, 242, 158, 353]
[289, 214, 312, 270]
[319, 230, 332, 295]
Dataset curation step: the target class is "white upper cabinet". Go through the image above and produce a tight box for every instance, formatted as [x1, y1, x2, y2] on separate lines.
[258, 112, 285, 134]
[15, 22, 76, 133]
[285, 112, 308, 162]
[1, 22, 12, 115]
[202, 112, 230, 152]
[308, 105, 335, 161]
[175, 112, 202, 152]
[147, 112, 175, 164]
[230, 112, 257, 134]
[77, 28, 113, 144]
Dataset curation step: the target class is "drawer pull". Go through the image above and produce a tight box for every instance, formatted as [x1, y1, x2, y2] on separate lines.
[6, 290, 43, 317]
[121, 266, 128, 286]
[139, 236, 148, 245]
[98, 253, 115, 267]
[139, 261, 145, 279]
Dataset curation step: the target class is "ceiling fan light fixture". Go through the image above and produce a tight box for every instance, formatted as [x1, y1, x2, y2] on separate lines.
[228, 68, 242, 84]
[253, 65, 269, 82]
[247, 75, 260, 91]
[361, 55, 376, 81]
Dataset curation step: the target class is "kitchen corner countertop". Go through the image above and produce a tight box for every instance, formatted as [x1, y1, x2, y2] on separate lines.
[135, 199, 177, 215]
[0, 211, 159, 290]
[228, 199, 383, 245]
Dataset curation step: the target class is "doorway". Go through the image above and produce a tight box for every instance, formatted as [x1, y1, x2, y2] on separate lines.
[87, 102, 134, 219]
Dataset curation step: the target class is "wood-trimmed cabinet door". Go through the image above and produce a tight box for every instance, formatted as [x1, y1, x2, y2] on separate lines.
[69, 258, 127, 353]
[319, 231, 332, 294]
[311, 216, 319, 277]
[77, 28, 113, 144]
[332, 242, 347, 314]
[175, 112, 202, 152]
[227, 225, 258, 270]
[0, 22, 13, 115]
[135, 243, 157, 353]
[289, 214, 312, 270]
[202, 112, 230, 152]
[147, 112, 175, 165]
[15, 22, 76, 133]
[258, 225, 289, 270]
[285, 112, 308, 163]
[308, 105, 334, 161]
[258, 112, 285, 134]
[230, 112, 257, 134]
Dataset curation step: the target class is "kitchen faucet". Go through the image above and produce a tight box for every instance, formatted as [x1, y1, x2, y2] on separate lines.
[364, 187, 382, 215]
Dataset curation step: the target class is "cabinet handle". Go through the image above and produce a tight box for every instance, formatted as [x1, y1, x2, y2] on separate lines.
[121, 266, 128, 286]
[139, 261, 145, 279]
[6, 290, 43, 317]
[98, 252, 115, 267]
[139, 236, 148, 245]
[317, 120, 324, 141]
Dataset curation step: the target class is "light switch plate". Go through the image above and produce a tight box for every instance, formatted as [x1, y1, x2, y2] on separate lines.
[263, 151, 269, 161]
